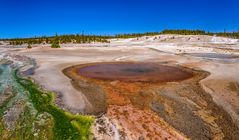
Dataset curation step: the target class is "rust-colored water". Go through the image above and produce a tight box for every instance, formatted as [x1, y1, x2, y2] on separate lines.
[77, 63, 193, 82]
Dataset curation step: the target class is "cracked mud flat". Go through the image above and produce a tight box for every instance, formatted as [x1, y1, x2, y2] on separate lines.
[64, 62, 239, 139]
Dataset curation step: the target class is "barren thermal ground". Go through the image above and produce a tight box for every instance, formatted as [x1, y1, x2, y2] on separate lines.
[1, 35, 239, 140]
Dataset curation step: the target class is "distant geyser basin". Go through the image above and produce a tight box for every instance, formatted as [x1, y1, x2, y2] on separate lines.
[73, 63, 193, 82]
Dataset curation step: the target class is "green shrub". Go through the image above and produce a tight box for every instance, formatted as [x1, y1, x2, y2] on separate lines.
[51, 42, 61, 48]
[27, 43, 32, 49]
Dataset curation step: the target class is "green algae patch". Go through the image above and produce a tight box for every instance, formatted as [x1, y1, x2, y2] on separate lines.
[14, 71, 93, 140]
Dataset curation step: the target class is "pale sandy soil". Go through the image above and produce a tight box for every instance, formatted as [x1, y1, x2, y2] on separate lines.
[1, 34, 239, 139]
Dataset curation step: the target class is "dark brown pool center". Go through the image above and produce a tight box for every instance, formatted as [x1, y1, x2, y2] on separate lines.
[76, 63, 193, 82]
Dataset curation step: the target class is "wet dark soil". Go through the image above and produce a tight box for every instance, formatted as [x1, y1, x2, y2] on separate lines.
[187, 53, 239, 59]
[21, 67, 34, 76]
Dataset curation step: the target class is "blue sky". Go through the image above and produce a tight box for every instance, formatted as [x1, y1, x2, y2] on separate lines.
[0, 0, 238, 38]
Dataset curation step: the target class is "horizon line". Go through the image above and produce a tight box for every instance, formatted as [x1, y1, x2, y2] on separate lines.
[1, 29, 239, 39]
